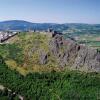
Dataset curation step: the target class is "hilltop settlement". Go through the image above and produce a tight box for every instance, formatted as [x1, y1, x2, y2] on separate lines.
[0, 31, 18, 43]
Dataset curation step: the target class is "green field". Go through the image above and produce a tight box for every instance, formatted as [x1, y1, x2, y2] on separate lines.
[64, 33, 100, 50]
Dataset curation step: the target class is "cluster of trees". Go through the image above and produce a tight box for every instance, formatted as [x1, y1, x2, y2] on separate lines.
[0, 58, 100, 100]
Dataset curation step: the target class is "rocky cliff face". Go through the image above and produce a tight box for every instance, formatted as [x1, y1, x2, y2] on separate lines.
[39, 34, 100, 72]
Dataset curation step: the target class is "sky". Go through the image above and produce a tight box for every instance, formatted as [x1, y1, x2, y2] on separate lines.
[0, 0, 100, 24]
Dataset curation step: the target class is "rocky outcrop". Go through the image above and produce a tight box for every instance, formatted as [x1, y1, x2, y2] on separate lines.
[49, 35, 63, 56]
[39, 50, 48, 64]
[33, 34, 100, 72]
[47, 34, 100, 72]
[73, 46, 100, 71]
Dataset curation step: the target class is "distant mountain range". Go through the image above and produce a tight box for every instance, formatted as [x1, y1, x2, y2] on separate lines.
[0, 20, 68, 31]
[0, 20, 100, 33]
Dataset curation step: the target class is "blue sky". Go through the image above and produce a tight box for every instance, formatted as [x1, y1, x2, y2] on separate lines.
[0, 0, 100, 23]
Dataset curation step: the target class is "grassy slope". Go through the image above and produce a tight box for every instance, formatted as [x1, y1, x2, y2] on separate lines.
[0, 32, 66, 75]
[0, 32, 53, 75]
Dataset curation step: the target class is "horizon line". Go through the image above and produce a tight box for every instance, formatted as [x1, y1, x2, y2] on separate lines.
[0, 19, 100, 25]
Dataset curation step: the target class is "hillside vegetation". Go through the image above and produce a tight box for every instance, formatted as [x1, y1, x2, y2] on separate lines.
[0, 32, 55, 75]
[0, 32, 100, 99]
[0, 32, 100, 75]
[0, 58, 100, 100]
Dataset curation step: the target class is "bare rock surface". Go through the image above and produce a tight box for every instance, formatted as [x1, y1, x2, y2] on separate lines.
[47, 34, 100, 72]
[31, 33, 100, 72]
[39, 50, 48, 64]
